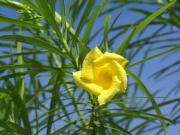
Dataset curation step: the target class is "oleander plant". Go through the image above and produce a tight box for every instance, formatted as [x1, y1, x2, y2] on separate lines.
[0, 0, 180, 135]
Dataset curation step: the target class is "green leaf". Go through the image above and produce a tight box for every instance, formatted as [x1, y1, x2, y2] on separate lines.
[116, 0, 176, 54]
[0, 0, 25, 10]
[0, 15, 42, 29]
[46, 71, 62, 135]
[20, 0, 37, 10]
[104, 15, 110, 51]
[0, 89, 32, 135]
[75, 0, 95, 37]
[0, 64, 57, 72]
[55, 12, 76, 37]
[82, 1, 107, 45]
[0, 35, 66, 57]
[0, 71, 40, 80]
[128, 46, 180, 68]
[102, 124, 131, 135]
[128, 71, 168, 135]
[0, 51, 46, 59]
[36, 0, 69, 52]
[143, 98, 180, 112]
[0, 121, 26, 135]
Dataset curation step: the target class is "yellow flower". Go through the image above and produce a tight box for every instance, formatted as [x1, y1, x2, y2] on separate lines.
[73, 47, 128, 105]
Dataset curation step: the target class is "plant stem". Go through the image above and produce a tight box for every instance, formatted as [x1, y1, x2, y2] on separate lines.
[17, 27, 24, 99]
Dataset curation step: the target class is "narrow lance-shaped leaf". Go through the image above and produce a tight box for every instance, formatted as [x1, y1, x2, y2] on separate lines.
[0, 90, 32, 135]
[116, 0, 176, 54]
[128, 70, 168, 135]
[0, 15, 43, 29]
[36, 0, 70, 52]
[128, 46, 180, 68]
[82, 1, 107, 45]
[75, 0, 95, 38]
[0, 35, 66, 57]
[104, 15, 110, 51]
[20, 0, 38, 10]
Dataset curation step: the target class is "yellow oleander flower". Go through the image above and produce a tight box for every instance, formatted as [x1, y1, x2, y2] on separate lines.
[73, 47, 128, 105]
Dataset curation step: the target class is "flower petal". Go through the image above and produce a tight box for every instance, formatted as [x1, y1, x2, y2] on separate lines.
[93, 63, 114, 89]
[98, 90, 115, 105]
[98, 76, 121, 105]
[81, 47, 103, 81]
[112, 60, 127, 91]
[94, 52, 128, 67]
[73, 71, 102, 96]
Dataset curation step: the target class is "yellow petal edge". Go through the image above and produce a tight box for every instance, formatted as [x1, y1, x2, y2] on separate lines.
[73, 47, 128, 105]
[81, 47, 103, 81]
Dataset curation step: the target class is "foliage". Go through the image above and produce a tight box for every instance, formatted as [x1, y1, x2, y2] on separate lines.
[0, 0, 179, 135]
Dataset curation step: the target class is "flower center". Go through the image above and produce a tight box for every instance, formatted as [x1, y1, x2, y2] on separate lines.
[95, 68, 113, 89]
